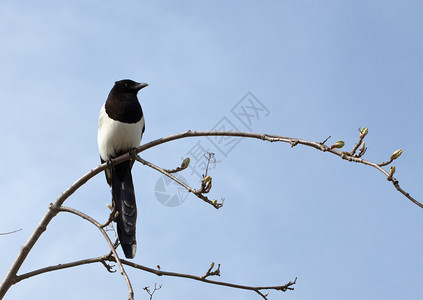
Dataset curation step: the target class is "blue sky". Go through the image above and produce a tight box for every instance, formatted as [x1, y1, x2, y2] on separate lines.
[1, 1, 422, 299]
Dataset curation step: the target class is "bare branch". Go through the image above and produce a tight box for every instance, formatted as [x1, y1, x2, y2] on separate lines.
[1, 129, 418, 298]
[135, 155, 223, 209]
[100, 258, 117, 273]
[349, 128, 365, 156]
[131, 130, 420, 209]
[0, 229, 22, 236]
[14, 254, 295, 299]
[388, 177, 422, 208]
[203, 152, 216, 178]
[14, 255, 112, 283]
[320, 135, 331, 145]
[144, 283, 162, 300]
[163, 157, 190, 174]
[100, 210, 118, 228]
[58, 206, 134, 300]
[110, 258, 296, 296]
[378, 158, 395, 167]
[202, 262, 220, 279]
[0, 162, 109, 298]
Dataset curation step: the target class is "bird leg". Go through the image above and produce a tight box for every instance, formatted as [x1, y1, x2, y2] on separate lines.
[128, 148, 138, 168]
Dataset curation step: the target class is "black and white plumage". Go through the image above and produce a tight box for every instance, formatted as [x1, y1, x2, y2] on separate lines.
[97, 79, 148, 259]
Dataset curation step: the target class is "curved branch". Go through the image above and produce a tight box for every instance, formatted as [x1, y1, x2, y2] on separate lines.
[58, 206, 134, 300]
[0, 229, 22, 235]
[0, 165, 107, 298]
[1, 130, 419, 298]
[14, 256, 109, 283]
[12, 254, 296, 298]
[132, 130, 420, 208]
[114, 258, 296, 296]
[135, 155, 223, 208]
[7, 207, 134, 300]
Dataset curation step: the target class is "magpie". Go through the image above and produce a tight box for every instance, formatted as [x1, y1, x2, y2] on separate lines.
[97, 79, 148, 259]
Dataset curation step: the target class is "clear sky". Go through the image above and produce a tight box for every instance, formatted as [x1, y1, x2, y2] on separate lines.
[1, 1, 422, 299]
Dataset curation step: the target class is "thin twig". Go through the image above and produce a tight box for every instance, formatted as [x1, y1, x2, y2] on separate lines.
[144, 283, 162, 300]
[320, 136, 331, 145]
[378, 158, 394, 167]
[13, 254, 296, 298]
[389, 177, 422, 208]
[0, 229, 22, 236]
[135, 155, 223, 209]
[163, 157, 190, 174]
[350, 137, 364, 156]
[14, 255, 112, 283]
[201, 262, 220, 279]
[203, 152, 216, 178]
[100, 210, 118, 228]
[113, 258, 297, 295]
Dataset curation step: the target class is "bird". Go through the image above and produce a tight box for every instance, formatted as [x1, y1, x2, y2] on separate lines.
[97, 79, 148, 259]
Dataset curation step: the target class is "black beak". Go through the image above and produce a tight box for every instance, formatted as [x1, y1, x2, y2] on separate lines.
[134, 82, 148, 91]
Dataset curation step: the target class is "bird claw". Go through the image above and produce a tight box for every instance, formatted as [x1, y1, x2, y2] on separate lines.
[128, 148, 138, 160]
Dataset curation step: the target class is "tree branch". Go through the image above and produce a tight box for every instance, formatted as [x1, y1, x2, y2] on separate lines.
[58, 206, 134, 300]
[133, 130, 420, 209]
[110, 258, 297, 297]
[0, 229, 22, 236]
[7, 206, 134, 300]
[143, 283, 162, 300]
[0, 163, 109, 298]
[1, 130, 419, 298]
[12, 254, 296, 299]
[14, 256, 112, 283]
[202, 262, 220, 279]
[135, 155, 223, 208]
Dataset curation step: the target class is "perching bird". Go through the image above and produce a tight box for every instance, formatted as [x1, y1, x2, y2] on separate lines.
[97, 79, 148, 258]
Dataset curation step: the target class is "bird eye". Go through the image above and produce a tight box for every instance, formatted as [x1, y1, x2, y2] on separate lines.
[124, 83, 129, 87]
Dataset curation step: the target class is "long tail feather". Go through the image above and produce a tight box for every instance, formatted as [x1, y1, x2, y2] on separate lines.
[111, 160, 137, 258]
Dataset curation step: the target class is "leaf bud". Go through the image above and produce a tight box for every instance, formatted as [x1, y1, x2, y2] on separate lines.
[390, 166, 396, 176]
[331, 140, 345, 149]
[390, 149, 403, 161]
[203, 176, 212, 192]
[360, 127, 368, 138]
[181, 157, 190, 169]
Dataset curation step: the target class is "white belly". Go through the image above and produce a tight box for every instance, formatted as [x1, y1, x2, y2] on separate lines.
[97, 104, 144, 161]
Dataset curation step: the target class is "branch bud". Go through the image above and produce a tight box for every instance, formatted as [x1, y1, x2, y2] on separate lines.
[390, 166, 396, 177]
[203, 176, 212, 192]
[360, 127, 368, 138]
[106, 203, 113, 211]
[390, 149, 403, 161]
[210, 262, 215, 269]
[331, 140, 345, 149]
[180, 157, 190, 170]
[212, 199, 218, 205]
